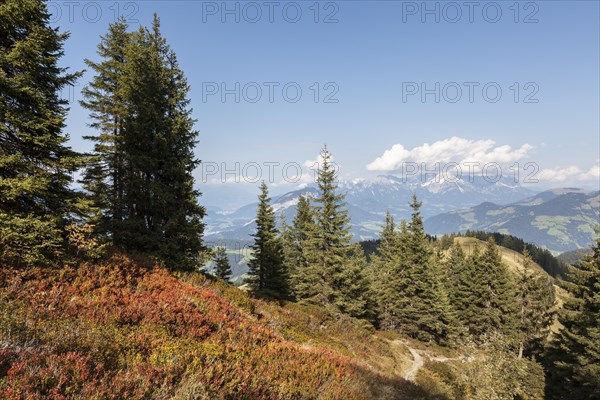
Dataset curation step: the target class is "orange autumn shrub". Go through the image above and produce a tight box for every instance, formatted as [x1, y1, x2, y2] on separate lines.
[0, 255, 428, 399]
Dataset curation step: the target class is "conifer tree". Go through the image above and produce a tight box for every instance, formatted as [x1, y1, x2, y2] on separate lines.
[456, 238, 517, 342]
[213, 247, 232, 282]
[246, 181, 288, 300]
[307, 146, 371, 317]
[80, 18, 130, 241]
[335, 244, 374, 319]
[515, 249, 555, 358]
[378, 211, 400, 262]
[376, 219, 411, 331]
[455, 244, 484, 337]
[372, 196, 455, 342]
[480, 238, 518, 338]
[288, 147, 372, 317]
[545, 236, 600, 399]
[306, 146, 352, 306]
[298, 147, 350, 306]
[83, 15, 206, 269]
[401, 195, 457, 343]
[443, 242, 467, 306]
[283, 195, 321, 300]
[0, 0, 82, 265]
[369, 211, 402, 329]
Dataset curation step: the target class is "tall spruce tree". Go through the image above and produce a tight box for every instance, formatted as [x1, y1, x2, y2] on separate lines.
[456, 238, 517, 342]
[301, 146, 350, 306]
[0, 0, 82, 265]
[443, 242, 467, 307]
[371, 196, 456, 343]
[515, 249, 555, 358]
[402, 195, 457, 343]
[378, 211, 400, 262]
[455, 244, 484, 338]
[79, 18, 130, 241]
[246, 181, 288, 300]
[377, 219, 412, 331]
[545, 236, 600, 399]
[335, 243, 374, 319]
[308, 146, 370, 317]
[213, 247, 232, 282]
[283, 195, 322, 301]
[83, 15, 206, 269]
[480, 238, 518, 338]
[313, 146, 352, 296]
[369, 211, 402, 329]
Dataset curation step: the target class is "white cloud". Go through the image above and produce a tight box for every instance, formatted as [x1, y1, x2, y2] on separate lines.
[537, 166, 582, 182]
[299, 152, 339, 185]
[580, 161, 600, 181]
[302, 151, 334, 170]
[367, 136, 533, 171]
[536, 162, 600, 183]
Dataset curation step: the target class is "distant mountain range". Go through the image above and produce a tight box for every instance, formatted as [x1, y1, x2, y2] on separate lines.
[204, 175, 598, 259]
[426, 188, 600, 254]
[205, 174, 536, 242]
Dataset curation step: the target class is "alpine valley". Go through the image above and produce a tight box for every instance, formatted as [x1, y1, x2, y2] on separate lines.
[205, 175, 599, 254]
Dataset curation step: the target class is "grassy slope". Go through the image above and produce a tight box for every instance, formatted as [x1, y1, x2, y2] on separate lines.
[454, 237, 548, 276]
[0, 255, 439, 400]
[0, 239, 560, 399]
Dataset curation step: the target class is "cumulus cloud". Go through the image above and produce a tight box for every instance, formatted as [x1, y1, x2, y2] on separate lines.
[302, 150, 336, 169]
[537, 166, 582, 182]
[298, 152, 340, 185]
[536, 162, 600, 183]
[580, 161, 600, 181]
[366, 136, 533, 171]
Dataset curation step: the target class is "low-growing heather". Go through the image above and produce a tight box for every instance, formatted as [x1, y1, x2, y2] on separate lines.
[0, 255, 429, 399]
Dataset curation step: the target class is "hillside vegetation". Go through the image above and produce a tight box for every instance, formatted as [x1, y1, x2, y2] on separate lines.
[0, 250, 557, 400]
[0, 256, 488, 399]
[0, 255, 435, 399]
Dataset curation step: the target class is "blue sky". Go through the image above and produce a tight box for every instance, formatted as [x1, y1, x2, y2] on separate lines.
[52, 1, 599, 206]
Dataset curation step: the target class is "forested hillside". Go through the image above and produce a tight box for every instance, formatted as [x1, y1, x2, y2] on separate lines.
[437, 231, 568, 277]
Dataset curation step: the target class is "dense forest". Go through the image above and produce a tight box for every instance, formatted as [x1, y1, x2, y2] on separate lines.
[1, 1, 599, 399]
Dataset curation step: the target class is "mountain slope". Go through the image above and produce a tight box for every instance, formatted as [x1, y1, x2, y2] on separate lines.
[453, 236, 549, 276]
[0, 239, 563, 399]
[206, 175, 535, 241]
[426, 189, 600, 253]
[0, 255, 444, 399]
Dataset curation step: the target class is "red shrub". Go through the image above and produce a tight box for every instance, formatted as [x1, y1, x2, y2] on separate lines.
[0, 255, 417, 399]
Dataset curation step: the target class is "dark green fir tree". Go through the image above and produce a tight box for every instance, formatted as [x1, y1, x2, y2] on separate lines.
[456, 238, 517, 342]
[283, 195, 322, 301]
[545, 236, 600, 399]
[80, 18, 130, 241]
[443, 242, 467, 310]
[369, 211, 402, 330]
[515, 248, 555, 359]
[83, 15, 206, 270]
[246, 181, 289, 300]
[0, 0, 82, 265]
[400, 195, 457, 344]
[213, 247, 232, 282]
[310, 146, 371, 318]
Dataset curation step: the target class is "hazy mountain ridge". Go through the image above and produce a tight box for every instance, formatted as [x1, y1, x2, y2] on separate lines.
[426, 189, 600, 253]
[205, 174, 536, 241]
